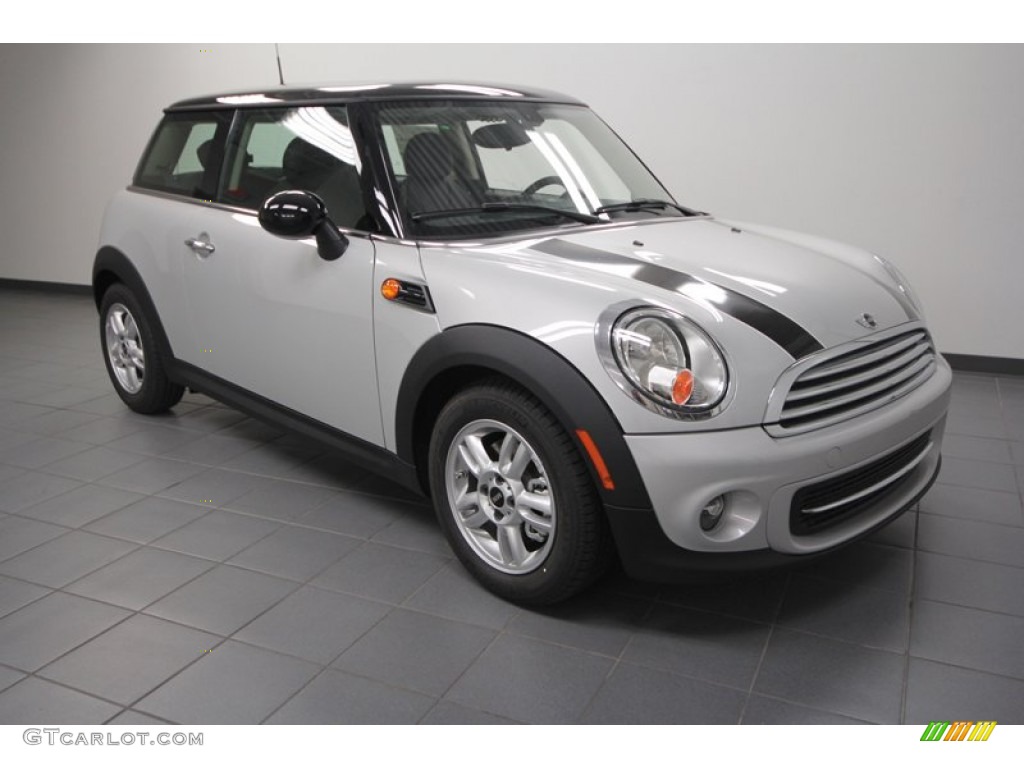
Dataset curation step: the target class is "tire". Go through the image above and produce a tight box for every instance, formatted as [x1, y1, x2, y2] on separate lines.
[99, 283, 184, 414]
[428, 379, 612, 605]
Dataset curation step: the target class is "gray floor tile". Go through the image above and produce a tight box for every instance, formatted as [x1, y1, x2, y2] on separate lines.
[311, 542, 447, 604]
[945, 412, 1007, 439]
[235, 585, 390, 664]
[157, 467, 271, 508]
[794, 541, 914, 595]
[18, 484, 143, 528]
[145, 564, 298, 636]
[106, 425, 202, 456]
[40, 445, 143, 481]
[0, 434, 91, 469]
[508, 591, 650, 657]
[0, 574, 50, 619]
[622, 604, 769, 689]
[267, 668, 435, 724]
[905, 658, 1024, 724]
[742, 695, 869, 724]
[219, 442, 321, 476]
[223, 479, 339, 522]
[918, 513, 1024, 568]
[919, 483, 1023, 527]
[66, 548, 216, 610]
[151, 509, 280, 562]
[57, 415, 146, 445]
[0, 464, 27, 485]
[299, 490, 410, 539]
[370, 507, 451, 556]
[136, 640, 318, 724]
[275, 452, 366, 488]
[941, 434, 1014, 464]
[0, 516, 68, 561]
[754, 629, 905, 723]
[227, 526, 360, 582]
[0, 677, 120, 724]
[213, 417, 285, 444]
[1010, 441, 1024, 466]
[0, 664, 25, 693]
[0, 470, 82, 513]
[161, 406, 249, 435]
[85, 496, 209, 544]
[0, 592, 130, 671]
[912, 600, 1024, 679]
[583, 661, 745, 724]
[420, 700, 519, 724]
[938, 456, 1019, 493]
[403, 564, 520, 630]
[446, 634, 613, 724]
[9, 408, 101, 437]
[657, 573, 789, 623]
[0, 401, 52, 425]
[107, 709, 174, 726]
[865, 508, 917, 549]
[39, 614, 220, 705]
[915, 551, 1024, 617]
[333, 609, 495, 696]
[778, 576, 910, 651]
[160, 433, 260, 465]
[0, 531, 136, 588]
[97, 456, 205, 494]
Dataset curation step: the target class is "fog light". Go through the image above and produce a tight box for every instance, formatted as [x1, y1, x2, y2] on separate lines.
[699, 495, 726, 531]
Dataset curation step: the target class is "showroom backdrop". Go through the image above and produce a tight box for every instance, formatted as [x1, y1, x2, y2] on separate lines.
[0, 44, 1021, 361]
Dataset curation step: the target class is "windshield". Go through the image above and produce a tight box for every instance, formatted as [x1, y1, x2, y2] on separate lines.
[374, 100, 685, 238]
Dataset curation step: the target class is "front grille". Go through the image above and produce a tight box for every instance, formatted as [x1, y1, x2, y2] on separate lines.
[790, 431, 932, 535]
[773, 328, 936, 434]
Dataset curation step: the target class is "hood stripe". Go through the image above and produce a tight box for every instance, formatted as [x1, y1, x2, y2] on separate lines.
[533, 238, 823, 359]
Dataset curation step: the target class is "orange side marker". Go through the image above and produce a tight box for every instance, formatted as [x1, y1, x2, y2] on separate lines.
[575, 429, 615, 490]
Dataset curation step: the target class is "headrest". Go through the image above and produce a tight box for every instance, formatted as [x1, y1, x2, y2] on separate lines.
[404, 132, 455, 182]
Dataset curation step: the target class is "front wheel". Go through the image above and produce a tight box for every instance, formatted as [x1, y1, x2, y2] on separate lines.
[428, 380, 611, 605]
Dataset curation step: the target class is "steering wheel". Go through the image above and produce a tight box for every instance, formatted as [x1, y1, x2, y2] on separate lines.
[522, 175, 567, 198]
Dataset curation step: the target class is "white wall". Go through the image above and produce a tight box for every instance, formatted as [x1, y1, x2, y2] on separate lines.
[1, 44, 1021, 360]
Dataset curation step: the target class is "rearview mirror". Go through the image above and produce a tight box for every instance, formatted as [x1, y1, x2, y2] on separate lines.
[258, 190, 348, 261]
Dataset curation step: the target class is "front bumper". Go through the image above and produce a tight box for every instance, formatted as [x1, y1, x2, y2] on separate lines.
[608, 355, 952, 580]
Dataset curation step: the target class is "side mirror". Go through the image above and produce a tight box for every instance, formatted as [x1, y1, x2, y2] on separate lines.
[258, 190, 349, 262]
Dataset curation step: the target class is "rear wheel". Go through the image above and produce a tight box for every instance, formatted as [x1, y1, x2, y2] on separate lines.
[429, 379, 611, 604]
[100, 284, 184, 413]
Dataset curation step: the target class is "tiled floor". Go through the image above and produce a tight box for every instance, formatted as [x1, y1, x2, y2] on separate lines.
[0, 286, 1023, 725]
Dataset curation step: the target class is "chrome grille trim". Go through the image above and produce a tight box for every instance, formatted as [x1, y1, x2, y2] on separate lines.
[765, 322, 937, 436]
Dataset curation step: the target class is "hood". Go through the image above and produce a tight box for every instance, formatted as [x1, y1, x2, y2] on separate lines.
[523, 217, 918, 356]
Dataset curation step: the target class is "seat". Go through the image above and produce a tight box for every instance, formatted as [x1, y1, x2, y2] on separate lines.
[399, 132, 478, 214]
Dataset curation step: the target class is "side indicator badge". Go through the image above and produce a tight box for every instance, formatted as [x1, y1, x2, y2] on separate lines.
[380, 278, 435, 313]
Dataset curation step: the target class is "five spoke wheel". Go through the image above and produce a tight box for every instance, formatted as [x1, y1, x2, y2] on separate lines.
[445, 419, 556, 574]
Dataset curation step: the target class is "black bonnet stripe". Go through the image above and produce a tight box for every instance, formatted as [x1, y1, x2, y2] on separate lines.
[533, 239, 823, 359]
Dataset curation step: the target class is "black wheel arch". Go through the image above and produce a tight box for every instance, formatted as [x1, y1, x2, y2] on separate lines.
[395, 324, 653, 511]
[92, 245, 176, 367]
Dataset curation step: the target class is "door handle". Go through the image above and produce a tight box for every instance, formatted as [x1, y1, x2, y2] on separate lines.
[184, 236, 216, 256]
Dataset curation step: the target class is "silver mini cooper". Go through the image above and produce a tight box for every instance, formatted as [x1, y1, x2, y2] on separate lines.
[94, 82, 951, 603]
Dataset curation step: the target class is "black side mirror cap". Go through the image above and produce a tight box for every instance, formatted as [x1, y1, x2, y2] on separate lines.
[258, 190, 349, 261]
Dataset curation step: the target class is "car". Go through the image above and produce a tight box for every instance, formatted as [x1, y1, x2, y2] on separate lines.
[93, 81, 951, 604]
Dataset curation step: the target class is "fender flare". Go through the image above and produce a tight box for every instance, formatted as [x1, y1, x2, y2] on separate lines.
[394, 324, 652, 511]
[92, 245, 177, 368]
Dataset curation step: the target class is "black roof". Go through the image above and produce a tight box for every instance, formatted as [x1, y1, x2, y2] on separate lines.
[167, 81, 586, 111]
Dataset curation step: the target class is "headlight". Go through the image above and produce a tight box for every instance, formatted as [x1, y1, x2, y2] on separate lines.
[609, 307, 728, 415]
[874, 255, 924, 319]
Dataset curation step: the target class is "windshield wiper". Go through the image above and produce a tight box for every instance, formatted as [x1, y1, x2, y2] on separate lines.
[594, 198, 702, 217]
[411, 202, 602, 225]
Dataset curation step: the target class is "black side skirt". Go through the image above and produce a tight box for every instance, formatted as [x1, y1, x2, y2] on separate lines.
[167, 360, 423, 494]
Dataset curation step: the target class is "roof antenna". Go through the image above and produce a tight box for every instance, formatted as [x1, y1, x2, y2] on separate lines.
[275, 43, 285, 86]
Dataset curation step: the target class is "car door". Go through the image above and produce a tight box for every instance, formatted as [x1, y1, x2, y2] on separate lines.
[177, 104, 383, 445]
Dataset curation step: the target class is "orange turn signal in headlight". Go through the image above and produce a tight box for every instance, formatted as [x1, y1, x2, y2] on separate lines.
[381, 278, 402, 301]
[672, 369, 694, 405]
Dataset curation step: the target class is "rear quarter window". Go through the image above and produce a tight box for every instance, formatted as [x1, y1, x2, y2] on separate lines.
[134, 112, 232, 199]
